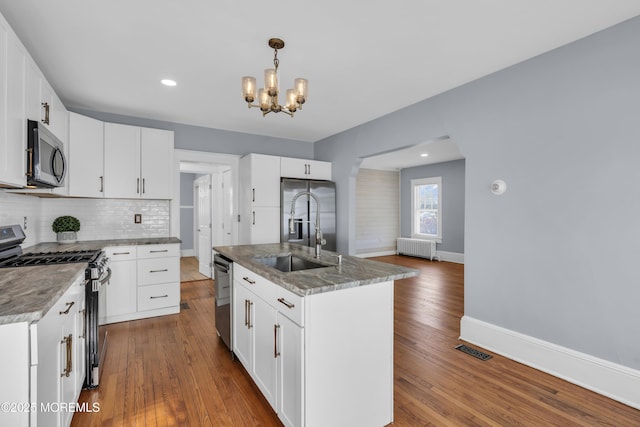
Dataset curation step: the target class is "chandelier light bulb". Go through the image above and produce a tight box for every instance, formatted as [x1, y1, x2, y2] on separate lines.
[242, 76, 256, 103]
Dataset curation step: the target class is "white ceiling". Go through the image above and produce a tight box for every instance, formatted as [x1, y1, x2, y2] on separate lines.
[1, 1, 639, 143]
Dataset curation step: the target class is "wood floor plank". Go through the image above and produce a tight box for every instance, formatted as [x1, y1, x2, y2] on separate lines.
[71, 255, 640, 426]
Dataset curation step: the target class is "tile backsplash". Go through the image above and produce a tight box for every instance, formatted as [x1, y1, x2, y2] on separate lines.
[0, 192, 42, 247]
[1, 192, 171, 248]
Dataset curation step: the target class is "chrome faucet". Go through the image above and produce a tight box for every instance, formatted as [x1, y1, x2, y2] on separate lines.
[289, 191, 326, 257]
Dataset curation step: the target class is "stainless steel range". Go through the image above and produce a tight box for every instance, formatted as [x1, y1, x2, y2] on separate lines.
[0, 224, 111, 389]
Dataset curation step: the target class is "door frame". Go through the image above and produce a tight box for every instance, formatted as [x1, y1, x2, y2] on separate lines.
[172, 150, 240, 248]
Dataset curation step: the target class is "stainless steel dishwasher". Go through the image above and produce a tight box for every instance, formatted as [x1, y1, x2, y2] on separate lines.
[213, 253, 233, 352]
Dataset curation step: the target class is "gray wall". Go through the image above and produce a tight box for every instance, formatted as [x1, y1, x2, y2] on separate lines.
[315, 16, 640, 370]
[179, 173, 196, 251]
[69, 108, 314, 158]
[400, 159, 465, 254]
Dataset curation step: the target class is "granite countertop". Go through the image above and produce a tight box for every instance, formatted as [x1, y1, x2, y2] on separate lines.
[0, 263, 86, 325]
[213, 243, 419, 297]
[26, 237, 181, 253]
[0, 237, 182, 326]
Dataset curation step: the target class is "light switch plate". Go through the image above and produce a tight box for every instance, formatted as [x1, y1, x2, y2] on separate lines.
[134, 214, 142, 224]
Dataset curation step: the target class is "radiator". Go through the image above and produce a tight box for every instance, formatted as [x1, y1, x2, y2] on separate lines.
[397, 238, 437, 261]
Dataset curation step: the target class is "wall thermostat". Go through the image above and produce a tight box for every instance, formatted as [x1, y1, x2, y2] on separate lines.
[491, 180, 507, 195]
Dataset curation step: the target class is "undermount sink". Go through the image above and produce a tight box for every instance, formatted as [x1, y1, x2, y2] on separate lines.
[252, 254, 327, 273]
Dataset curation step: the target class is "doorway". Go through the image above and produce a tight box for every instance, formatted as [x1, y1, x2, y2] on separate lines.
[173, 150, 240, 278]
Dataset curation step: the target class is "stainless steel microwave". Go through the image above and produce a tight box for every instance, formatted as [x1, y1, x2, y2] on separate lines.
[26, 119, 66, 188]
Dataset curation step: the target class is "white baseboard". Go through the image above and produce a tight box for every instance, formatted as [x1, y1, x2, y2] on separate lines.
[460, 316, 640, 410]
[355, 250, 398, 258]
[181, 249, 195, 257]
[436, 251, 464, 263]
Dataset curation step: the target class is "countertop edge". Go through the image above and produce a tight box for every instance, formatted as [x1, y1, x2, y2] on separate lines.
[214, 243, 419, 297]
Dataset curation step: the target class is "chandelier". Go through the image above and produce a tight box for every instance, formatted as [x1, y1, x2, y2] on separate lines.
[242, 38, 308, 117]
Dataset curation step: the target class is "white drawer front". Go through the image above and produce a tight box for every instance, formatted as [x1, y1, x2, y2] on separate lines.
[138, 258, 180, 285]
[137, 283, 180, 311]
[233, 263, 304, 326]
[270, 285, 303, 326]
[105, 246, 137, 261]
[137, 244, 180, 259]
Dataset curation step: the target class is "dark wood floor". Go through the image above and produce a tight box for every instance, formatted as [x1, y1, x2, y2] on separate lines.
[71, 255, 640, 426]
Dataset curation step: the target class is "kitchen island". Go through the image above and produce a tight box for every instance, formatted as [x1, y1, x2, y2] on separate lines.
[214, 243, 418, 427]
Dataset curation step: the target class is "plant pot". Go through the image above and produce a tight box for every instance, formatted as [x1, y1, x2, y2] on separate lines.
[57, 231, 77, 244]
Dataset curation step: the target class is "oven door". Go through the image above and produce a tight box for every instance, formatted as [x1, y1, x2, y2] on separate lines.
[85, 267, 111, 389]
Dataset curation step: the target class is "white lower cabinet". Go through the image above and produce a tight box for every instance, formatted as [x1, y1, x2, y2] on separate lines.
[233, 277, 303, 427]
[251, 294, 278, 408]
[104, 247, 137, 322]
[102, 244, 180, 324]
[277, 313, 304, 427]
[35, 276, 85, 427]
[232, 262, 393, 427]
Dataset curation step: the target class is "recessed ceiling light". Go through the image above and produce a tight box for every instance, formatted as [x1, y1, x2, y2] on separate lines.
[161, 79, 177, 87]
[420, 153, 429, 157]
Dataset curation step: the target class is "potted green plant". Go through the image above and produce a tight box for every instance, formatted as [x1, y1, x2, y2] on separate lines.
[52, 216, 81, 244]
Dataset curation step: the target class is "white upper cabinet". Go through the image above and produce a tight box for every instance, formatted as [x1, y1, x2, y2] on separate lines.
[239, 154, 281, 244]
[68, 112, 105, 198]
[1, 11, 68, 189]
[280, 157, 331, 181]
[0, 15, 26, 188]
[243, 153, 281, 207]
[104, 123, 174, 199]
[25, 57, 68, 145]
[104, 123, 141, 198]
[140, 127, 174, 199]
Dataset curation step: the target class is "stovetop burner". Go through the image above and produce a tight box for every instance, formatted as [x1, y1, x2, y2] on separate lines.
[0, 249, 101, 268]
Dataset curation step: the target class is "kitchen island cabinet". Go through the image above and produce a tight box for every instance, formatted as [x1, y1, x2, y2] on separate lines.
[218, 243, 418, 427]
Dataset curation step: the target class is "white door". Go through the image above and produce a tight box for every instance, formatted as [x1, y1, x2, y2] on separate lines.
[196, 175, 212, 278]
[222, 169, 233, 245]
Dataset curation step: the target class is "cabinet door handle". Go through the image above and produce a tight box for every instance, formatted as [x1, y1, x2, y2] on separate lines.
[243, 277, 256, 285]
[307, 163, 311, 175]
[248, 301, 253, 329]
[42, 102, 50, 125]
[252, 211, 256, 225]
[277, 297, 295, 309]
[244, 299, 249, 327]
[274, 324, 280, 358]
[150, 269, 169, 273]
[59, 301, 75, 315]
[137, 178, 140, 194]
[113, 252, 131, 255]
[61, 334, 72, 377]
[99, 176, 104, 192]
[150, 250, 169, 253]
[150, 294, 169, 299]
[142, 178, 146, 194]
[252, 188, 255, 202]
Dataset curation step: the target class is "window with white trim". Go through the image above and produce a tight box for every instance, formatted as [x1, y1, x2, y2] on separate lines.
[411, 177, 442, 242]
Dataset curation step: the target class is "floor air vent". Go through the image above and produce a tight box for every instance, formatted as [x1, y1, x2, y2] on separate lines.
[180, 302, 190, 310]
[455, 344, 492, 361]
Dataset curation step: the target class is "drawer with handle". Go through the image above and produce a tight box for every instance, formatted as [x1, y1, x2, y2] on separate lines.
[105, 246, 137, 261]
[138, 258, 180, 285]
[233, 262, 304, 326]
[137, 244, 180, 259]
[137, 283, 180, 311]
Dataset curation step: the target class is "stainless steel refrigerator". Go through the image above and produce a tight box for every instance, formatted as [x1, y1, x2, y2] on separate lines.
[281, 178, 336, 251]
